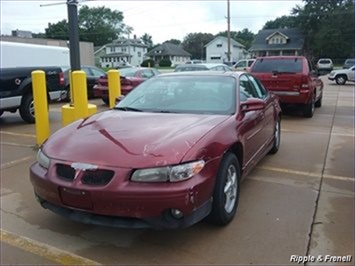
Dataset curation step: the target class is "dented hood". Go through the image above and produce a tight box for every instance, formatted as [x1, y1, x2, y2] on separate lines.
[44, 110, 229, 168]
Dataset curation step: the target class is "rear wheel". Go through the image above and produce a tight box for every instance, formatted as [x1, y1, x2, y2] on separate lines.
[315, 93, 322, 108]
[269, 118, 281, 154]
[102, 97, 109, 105]
[303, 93, 315, 118]
[208, 153, 240, 226]
[19, 93, 35, 123]
[335, 75, 347, 85]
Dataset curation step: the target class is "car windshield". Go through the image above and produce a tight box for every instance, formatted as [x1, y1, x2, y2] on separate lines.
[252, 58, 303, 73]
[175, 66, 209, 72]
[319, 59, 331, 64]
[118, 68, 138, 77]
[116, 75, 236, 115]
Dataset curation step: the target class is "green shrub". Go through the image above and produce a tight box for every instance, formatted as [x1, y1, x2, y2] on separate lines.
[141, 59, 155, 67]
[159, 59, 172, 67]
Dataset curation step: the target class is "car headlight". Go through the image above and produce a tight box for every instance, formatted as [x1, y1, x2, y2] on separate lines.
[37, 149, 51, 169]
[131, 160, 205, 183]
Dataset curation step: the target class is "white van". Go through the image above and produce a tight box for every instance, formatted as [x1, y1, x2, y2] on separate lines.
[233, 59, 255, 71]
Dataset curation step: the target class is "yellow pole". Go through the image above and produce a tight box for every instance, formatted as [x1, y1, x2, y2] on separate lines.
[148, 62, 151, 68]
[72, 71, 89, 119]
[32, 71, 50, 146]
[69, 70, 74, 105]
[108, 70, 121, 109]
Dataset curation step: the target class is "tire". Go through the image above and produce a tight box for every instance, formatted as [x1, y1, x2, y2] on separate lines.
[269, 117, 281, 154]
[102, 97, 109, 105]
[19, 93, 35, 123]
[315, 93, 322, 108]
[208, 153, 240, 226]
[335, 75, 347, 85]
[303, 93, 315, 118]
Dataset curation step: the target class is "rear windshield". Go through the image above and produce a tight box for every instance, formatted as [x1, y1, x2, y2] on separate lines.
[252, 58, 303, 73]
[345, 59, 355, 64]
[319, 59, 332, 64]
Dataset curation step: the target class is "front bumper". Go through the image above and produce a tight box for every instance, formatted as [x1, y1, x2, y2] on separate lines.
[30, 160, 217, 229]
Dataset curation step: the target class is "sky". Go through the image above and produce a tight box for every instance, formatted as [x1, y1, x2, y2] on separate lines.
[1, 0, 303, 44]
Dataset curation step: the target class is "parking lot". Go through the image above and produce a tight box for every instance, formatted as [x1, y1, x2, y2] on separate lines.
[0, 76, 354, 265]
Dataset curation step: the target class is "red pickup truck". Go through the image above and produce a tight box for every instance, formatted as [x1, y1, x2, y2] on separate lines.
[249, 56, 323, 118]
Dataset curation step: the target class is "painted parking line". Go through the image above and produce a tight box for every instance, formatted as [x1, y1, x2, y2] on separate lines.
[258, 166, 354, 182]
[282, 129, 354, 137]
[1, 142, 34, 148]
[0, 156, 34, 169]
[0, 131, 36, 138]
[0, 229, 102, 265]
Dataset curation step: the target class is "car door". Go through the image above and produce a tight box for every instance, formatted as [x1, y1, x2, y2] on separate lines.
[238, 74, 267, 167]
[235, 60, 247, 71]
[247, 74, 275, 147]
[348, 66, 355, 81]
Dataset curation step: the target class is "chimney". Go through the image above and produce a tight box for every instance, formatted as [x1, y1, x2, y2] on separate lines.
[134, 34, 136, 39]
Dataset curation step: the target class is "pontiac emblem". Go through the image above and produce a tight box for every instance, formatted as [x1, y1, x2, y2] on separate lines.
[71, 162, 98, 171]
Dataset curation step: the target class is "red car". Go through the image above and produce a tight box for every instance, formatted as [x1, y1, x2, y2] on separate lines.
[93, 67, 160, 104]
[30, 72, 282, 229]
[249, 56, 323, 117]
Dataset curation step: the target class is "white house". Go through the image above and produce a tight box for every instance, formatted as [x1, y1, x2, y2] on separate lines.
[205, 36, 248, 64]
[97, 36, 148, 68]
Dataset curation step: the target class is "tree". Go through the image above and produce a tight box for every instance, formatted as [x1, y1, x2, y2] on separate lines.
[140, 33, 153, 48]
[164, 39, 181, 45]
[45, 19, 69, 40]
[78, 6, 125, 46]
[216, 28, 255, 50]
[182, 33, 215, 60]
[39, 6, 126, 46]
[263, 16, 297, 30]
[291, 0, 354, 60]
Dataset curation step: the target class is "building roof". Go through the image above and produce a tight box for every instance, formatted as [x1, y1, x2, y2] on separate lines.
[249, 28, 304, 51]
[106, 38, 147, 48]
[204, 36, 245, 48]
[100, 52, 132, 58]
[145, 42, 191, 57]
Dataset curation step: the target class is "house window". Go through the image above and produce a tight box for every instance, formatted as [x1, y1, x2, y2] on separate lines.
[217, 44, 222, 48]
[110, 47, 115, 52]
[211, 56, 221, 60]
[122, 47, 126, 52]
[133, 46, 136, 52]
[138, 52, 142, 57]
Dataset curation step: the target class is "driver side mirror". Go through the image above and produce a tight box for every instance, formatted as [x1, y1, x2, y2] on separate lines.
[240, 98, 265, 112]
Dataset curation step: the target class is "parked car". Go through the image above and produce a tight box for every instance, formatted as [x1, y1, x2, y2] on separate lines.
[175, 64, 209, 72]
[185, 59, 204, 64]
[199, 63, 233, 71]
[249, 56, 323, 118]
[0, 66, 66, 123]
[93, 67, 160, 104]
[328, 66, 355, 85]
[63, 66, 106, 99]
[233, 59, 255, 71]
[316, 58, 333, 73]
[343, 58, 355, 69]
[30, 71, 282, 229]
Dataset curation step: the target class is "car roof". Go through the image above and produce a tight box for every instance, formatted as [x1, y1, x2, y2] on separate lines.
[158, 71, 243, 78]
[196, 63, 230, 68]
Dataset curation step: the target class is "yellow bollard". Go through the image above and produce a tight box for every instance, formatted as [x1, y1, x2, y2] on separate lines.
[72, 71, 89, 119]
[32, 71, 50, 146]
[108, 70, 121, 109]
[69, 70, 73, 105]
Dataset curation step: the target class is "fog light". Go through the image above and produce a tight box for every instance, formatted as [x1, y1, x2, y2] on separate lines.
[171, 208, 184, 219]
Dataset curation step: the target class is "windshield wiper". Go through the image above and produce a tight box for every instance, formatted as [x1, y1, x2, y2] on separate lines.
[114, 106, 143, 112]
[152, 110, 177, 113]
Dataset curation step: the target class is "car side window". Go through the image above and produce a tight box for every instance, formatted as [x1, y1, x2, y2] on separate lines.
[91, 68, 105, 78]
[82, 67, 92, 77]
[247, 75, 267, 99]
[236, 61, 246, 68]
[142, 69, 154, 78]
[248, 60, 254, 67]
[239, 75, 256, 101]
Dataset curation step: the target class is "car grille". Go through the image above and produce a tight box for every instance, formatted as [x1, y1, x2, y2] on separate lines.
[56, 164, 114, 186]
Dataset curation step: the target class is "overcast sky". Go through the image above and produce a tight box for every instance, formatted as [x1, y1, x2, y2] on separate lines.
[1, 0, 303, 44]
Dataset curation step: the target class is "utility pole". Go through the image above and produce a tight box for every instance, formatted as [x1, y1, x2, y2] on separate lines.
[67, 0, 81, 70]
[227, 0, 231, 63]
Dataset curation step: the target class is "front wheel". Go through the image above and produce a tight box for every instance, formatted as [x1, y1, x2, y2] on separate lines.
[208, 153, 240, 226]
[335, 75, 347, 85]
[19, 93, 35, 123]
[269, 118, 281, 154]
